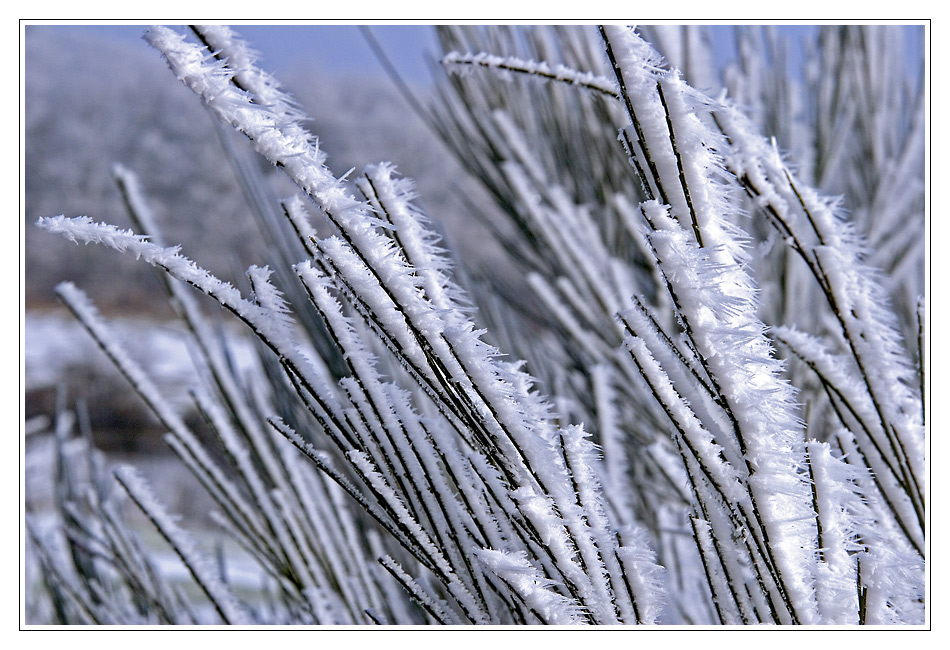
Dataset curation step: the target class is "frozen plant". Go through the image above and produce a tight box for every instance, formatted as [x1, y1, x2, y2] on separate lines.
[431, 24, 925, 624]
[27, 24, 925, 625]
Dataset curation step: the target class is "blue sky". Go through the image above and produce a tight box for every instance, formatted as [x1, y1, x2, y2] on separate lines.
[28, 22, 926, 89]
[31, 24, 442, 84]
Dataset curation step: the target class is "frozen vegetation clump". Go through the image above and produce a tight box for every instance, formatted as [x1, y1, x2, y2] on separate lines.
[26, 24, 926, 625]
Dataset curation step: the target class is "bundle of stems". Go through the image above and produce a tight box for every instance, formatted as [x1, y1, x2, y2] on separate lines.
[28, 24, 925, 625]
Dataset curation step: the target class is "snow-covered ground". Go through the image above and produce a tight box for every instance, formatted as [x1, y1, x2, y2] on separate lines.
[24, 307, 265, 505]
[25, 310, 258, 408]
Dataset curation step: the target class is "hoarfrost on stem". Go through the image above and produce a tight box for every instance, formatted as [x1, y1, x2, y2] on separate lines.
[30, 23, 925, 626]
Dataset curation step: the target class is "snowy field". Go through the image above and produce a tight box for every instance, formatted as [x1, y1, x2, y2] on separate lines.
[25, 310, 260, 408]
[24, 309, 262, 524]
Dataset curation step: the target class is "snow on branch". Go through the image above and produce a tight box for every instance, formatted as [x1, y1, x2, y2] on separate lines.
[442, 51, 620, 100]
[113, 466, 250, 624]
[715, 100, 926, 557]
[601, 25, 825, 623]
